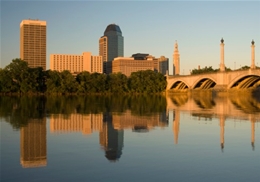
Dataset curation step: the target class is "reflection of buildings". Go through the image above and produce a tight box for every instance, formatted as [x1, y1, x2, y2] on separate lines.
[173, 110, 180, 144]
[99, 111, 168, 161]
[100, 113, 124, 162]
[251, 117, 256, 151]
[219, 116, 225, 151]
[50, 113, 103, 134]
[112, 110, 168, 131]
[20, 119, 47, 168]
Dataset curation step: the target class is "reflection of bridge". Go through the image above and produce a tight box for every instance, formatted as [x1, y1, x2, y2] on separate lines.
[167, 69, 260, 91]
[167, 94, 260, 151]
[166, 94, 260, 120]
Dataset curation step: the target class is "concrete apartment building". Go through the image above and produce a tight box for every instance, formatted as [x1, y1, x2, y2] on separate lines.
[20, 19, 47, 70]
[99, 24, 124, 74]
[50, 52, 102, 74]
[112, 53, 169, 77]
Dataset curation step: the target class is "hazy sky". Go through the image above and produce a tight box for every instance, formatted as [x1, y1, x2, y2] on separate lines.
[1, 0, 260, 74]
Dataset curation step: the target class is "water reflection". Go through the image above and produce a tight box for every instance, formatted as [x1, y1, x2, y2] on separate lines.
[100, 114, 124, 162]
[20, 118, 47, 168]
[0, 93, 259, 168]
[168, 91, 260, 152]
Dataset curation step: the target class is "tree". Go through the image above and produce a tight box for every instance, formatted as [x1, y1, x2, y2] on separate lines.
[191, 66, 217, 75]
[129, 70, 166, 93]
[240, 65, 250, 70]
[5, 58, 29, 87]
[20, 67, 44, 93]
[89, 73, 107, 93]
[0, 68, 19, 93]
[60, 70, 78, 94]
[45, 70, 62, 94]
[76, 71, 92, 93]
[107, 73, 128, 93]
[1, 59, 45, 94]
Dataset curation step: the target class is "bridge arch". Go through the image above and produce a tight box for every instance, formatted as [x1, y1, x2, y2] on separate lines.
[192, 77, 217, 90]
[228, 74, 260, 89]
[169, 79, 189, 90]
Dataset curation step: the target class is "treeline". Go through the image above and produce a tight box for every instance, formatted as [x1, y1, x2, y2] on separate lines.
[0, 59, 166, 94]
[190, 66, 233, 75]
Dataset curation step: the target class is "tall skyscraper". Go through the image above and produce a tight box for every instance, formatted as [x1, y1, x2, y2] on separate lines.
[20, 19, 47, 70]
[99, 24, 124, 74]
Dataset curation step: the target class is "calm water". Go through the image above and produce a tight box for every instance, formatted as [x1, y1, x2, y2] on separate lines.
[0, 94, 260, 182]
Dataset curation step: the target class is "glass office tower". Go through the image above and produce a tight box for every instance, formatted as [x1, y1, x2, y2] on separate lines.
[99, 24, 124, 74]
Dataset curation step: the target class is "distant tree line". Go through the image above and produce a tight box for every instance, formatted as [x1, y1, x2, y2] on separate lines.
[0, 59, 166, 94]
[190, 66, 232, 75]
[190, 65, 257, 75]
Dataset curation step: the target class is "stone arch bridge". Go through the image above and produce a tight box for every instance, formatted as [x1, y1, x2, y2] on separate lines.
[167, 69, 260, 91]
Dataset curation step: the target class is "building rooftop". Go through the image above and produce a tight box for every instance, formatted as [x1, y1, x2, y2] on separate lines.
[104, 24, 122, 35]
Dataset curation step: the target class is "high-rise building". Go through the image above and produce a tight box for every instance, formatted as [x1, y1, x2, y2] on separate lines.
[20, 19, 47, 70]
[50, 52, 102, 74]
[99, 24, 124, 74]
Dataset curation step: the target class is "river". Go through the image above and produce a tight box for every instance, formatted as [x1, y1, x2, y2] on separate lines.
[0, 93, 259, 182]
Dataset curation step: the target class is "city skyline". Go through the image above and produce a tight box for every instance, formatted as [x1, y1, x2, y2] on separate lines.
[1, 1, 260, 74]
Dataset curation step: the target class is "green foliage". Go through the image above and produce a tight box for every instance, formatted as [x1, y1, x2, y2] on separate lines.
[89, 73, 107, 93]
[45, 70, 62, 94]
[107, 73, 128, 93]
[191, 66, 233, 75]
[76, 71, 92, 93]
[1, 58, 45, 94]
[1, 59, 167, 94]
[129, 70, 166, 93]
[240, 65, 250, 70]
[191, 66, 217, 75]
[60, 70, 78, 93]
[0, 69, 19, 93]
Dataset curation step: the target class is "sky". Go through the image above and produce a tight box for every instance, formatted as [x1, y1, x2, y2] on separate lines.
[1, 0, 260, 75]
